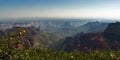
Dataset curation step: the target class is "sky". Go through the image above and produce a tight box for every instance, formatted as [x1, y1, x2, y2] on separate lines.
[0, 0, 120, 19]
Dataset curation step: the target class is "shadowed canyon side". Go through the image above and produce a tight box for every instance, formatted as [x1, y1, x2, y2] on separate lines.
[103, 22, 120, 50]
[56, 22, 120, 52]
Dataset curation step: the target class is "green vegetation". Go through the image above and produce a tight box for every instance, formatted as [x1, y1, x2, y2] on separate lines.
[0, 28, 120, 60]
[0, 47, 120, 60]
[0, 37, 120, 60]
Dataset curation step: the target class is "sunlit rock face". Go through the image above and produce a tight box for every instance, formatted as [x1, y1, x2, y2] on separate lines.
[0, 26, 51, 49]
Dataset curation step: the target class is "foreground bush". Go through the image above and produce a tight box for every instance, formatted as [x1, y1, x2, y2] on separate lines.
[0, 48, 120, 60]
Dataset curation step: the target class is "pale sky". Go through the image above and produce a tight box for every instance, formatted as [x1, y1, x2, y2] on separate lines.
[0, 0, 120, 19]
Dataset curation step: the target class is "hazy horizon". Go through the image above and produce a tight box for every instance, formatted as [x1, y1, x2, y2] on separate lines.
[1, 0, 120, 20]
